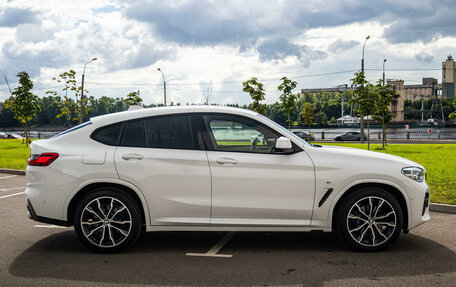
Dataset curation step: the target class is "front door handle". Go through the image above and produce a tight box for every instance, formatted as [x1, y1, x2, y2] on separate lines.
[216, 157, 238, 165]
[122, 153, 144, 160]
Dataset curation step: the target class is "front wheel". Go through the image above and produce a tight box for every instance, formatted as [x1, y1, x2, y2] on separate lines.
[335, 187, 403, 251]
[74, 188, 142, 253]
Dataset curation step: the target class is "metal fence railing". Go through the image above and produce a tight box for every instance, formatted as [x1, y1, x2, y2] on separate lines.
[4, 129, 456, 140]
[298, 130, 456, 140]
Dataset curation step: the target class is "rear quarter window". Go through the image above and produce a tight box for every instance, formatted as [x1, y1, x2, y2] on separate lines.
[91, 123, 122, 145]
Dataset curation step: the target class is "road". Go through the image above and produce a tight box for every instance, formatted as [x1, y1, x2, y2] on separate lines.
[1, 174, 456, 286]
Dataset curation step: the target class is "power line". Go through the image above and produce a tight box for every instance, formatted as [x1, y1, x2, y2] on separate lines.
[0, 67, 443, 97]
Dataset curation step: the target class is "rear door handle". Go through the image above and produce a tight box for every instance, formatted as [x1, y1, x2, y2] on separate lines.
[216, 157, 238, 165]
[122, 153, 144, 160]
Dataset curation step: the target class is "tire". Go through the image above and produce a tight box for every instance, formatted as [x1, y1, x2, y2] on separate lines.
[74, 188, 142, 253]
[335, 137, 342, 141]
[335, 187, 403, 251]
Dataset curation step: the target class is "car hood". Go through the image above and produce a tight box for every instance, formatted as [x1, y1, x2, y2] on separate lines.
[306, 145, 423, 170]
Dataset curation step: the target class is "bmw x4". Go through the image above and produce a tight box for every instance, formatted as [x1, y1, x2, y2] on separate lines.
[26, 106, 430, 252]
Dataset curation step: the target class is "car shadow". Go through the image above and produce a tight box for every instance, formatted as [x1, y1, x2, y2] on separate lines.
[9, 230, 456, 286]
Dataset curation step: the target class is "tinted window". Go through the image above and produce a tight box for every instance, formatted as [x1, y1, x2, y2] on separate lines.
[121, 120, 146, 147]
[92, 123, 122, 145]
[144, 115, 194, 149]
[203, 114, 279, 153]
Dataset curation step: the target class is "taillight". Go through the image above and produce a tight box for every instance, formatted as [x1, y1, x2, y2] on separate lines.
[27, 153, 59, 166]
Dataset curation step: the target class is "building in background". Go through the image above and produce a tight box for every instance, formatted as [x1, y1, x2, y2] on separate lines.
[442, 55, 456, 99]
[301, 56, 454, 123]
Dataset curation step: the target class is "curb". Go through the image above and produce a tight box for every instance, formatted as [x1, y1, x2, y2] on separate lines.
[429, 203, 456, 214]
[0, 168, 455, 214]
[0, 168, 25, 175]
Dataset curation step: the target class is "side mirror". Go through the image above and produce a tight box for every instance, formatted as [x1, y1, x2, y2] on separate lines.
[275, 137, 293, 154]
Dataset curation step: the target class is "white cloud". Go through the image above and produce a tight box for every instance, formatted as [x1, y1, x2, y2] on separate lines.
[1, 0, 455, 105]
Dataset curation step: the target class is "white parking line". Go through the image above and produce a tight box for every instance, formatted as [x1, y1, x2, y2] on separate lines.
[186, 232, 235, 258]
[33, 225, 68, 229]
[0, 191, 25, 199]
[0, 187, 25, 192]
[0, 175, 17, 180]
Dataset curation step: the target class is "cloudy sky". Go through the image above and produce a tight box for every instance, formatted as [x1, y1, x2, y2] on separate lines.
[0, 0, 455, 105]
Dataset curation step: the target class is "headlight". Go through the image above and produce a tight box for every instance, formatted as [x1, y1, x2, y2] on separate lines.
[401, 167, 425, 182]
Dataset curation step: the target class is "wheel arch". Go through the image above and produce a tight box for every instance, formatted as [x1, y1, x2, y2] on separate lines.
[66, 181, 149, 228]
[330, 181, 410, 232]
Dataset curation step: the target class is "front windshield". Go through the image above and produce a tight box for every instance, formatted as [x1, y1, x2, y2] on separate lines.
[256, 113, 312, 147]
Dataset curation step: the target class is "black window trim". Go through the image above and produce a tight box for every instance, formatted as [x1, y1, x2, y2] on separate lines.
[199, 112, 302, 155]
[90, 112, 301, 154]
[93, 113, 203, 151]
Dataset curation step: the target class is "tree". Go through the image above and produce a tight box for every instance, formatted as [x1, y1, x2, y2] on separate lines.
[278, 76, 298, 129]
[242, 77, 266, 114]
[349, 71, 376, 150]
[314, 111, 328, 126]
[125, 91, 143, 106]
[47, 70, 88, 126]
[372, 80, 400, 149]
[301, 103, 314, 142]
[3, 72, 41, 146]
[450, 98, 456, 122]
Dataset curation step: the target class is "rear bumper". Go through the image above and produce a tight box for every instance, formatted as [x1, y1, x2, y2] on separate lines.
[27, 198, 69, 227]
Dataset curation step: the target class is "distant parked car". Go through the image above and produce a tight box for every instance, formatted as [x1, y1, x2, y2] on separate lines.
[7, 133, 24, 139]
[0, 132, 23, 139]
[292, 131, 315, 142]
[333, 131, 368, 141]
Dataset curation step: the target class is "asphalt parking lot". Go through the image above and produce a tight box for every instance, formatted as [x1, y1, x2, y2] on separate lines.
[1, 174, 456, 286]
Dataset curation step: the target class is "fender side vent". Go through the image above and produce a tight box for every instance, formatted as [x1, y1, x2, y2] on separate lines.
[318, 188, 334, 207]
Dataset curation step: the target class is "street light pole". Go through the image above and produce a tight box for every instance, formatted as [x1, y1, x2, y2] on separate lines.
[80, 57, 97, 124]
[383, 59, 387, 87]
[360, 35, 370, 144]
[382, 58, 387, 147]
[157, 68, 166, 106]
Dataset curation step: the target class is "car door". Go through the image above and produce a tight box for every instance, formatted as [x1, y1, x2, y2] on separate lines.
[202, 113, 315, 227]
[114, 114, 211, 226]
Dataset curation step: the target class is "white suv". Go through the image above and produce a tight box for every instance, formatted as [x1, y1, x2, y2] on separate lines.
[26, 106, 430, 252]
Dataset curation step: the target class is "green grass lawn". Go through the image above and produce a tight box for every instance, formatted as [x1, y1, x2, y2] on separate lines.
[0, 139, 32, 170]
[1, 139, 455, 204]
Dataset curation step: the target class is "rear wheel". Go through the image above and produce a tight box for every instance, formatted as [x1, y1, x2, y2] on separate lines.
[74, 188, 142, 253]
[335, 187, 403, 251]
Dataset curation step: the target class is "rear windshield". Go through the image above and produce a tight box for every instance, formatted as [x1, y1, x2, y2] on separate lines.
[51, 121, 92, 139]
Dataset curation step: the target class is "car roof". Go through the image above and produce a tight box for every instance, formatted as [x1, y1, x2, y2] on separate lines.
[90, 105, 259, 126]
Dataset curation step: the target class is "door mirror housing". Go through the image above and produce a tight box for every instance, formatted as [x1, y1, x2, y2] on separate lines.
[275, 137, 293, 154]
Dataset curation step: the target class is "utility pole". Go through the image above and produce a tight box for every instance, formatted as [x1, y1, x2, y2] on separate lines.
[341, 93, 344, 119]
[360, 35, 370, 144]
[157, 68, 166, 106]
[80, 57, 97, 124]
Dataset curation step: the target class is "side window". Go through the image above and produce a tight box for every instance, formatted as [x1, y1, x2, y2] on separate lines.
[92, 123, 122, 145]
[203, 114, 280, 154]
[144, 115, 194, 149]
[121, 120, 146, 147]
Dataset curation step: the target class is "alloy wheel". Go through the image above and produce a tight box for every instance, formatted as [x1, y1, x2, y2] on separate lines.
[80, 196, 132, 248]
[346, 196, 397, 247]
